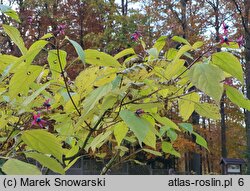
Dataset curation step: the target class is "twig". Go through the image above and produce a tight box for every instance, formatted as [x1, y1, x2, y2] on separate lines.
[111, 149, 143, 169]
[230, 0, 250, 35]
[173, 45, 213, 81]
[0, 128, 15, 150]
[100, 150, 120, 175]
[64, 110, 109, 162]
[113, 91, 130, 121]
[56, 44, 81, 116]
[122, 89, 160, 106]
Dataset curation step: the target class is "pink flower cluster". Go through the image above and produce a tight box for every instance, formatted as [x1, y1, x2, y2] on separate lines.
[131, 31, 142, 41]
[31, 99, 51, 128]
[219, 22, 244, 47]
[55, 24, 66, 36]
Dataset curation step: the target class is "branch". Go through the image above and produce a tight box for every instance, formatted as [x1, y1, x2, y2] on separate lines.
[56, 44, 81, 116]
[100, 150, 120, 175]
[122, 89, 160, 106]
[230, 0, 250, 35]
[64, 109, 110, 162]
[173, 45, 213, 81]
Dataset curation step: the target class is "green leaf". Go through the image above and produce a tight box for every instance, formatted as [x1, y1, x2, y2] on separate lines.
[25, 152, 65, 174]
[75, 66, 99, 96]
[193, 132, 208, 150]
[162, 142, 180, 157]
[40, 33, 54, 39]
[153, 36, 167, 52]
[26, 40, 48, 65]
[143, 129, 156, 148]
[9, 65, 43, 98]
[21, 130, 63, 162]
[179, 92, 200, 121]
[66, 36, 85, 64]
[82, 83, 113, 116]
[85, 49, 121, 67]
[194, 102, 221, 120]
[152, 114, 180, 131]
[3, 24, 27, 55]
[22, 83, 50, 107]
[167, 129, 178, 142]
[179, 123, 193, 133]
[165, 59, 186, 80]
[222, 42, 239, 49]
[188, 63, 224, 103]
[119, 109, 151, 144]
[212, 52, 243, 83]
[226, 85, 250, 110]
[0, 63, 14, 83]
[165, 48, 177, 60]
[174, 45, 192, 61]
[172, 36, 191, 46]
[1, 159, 41, 175]
[48, 50, 67, 78]
[114, 48, 136, 60]
[147, 48, 159, 59]
[143, 149, 162, 156]
[114, 122, 128, 146]
[0, 5, 20, 22]
[192, 41, 203, 49]
[88, 130, 113, 152]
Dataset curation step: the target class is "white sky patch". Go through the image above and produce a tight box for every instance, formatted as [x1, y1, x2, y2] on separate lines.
[115, 0, 140, 10]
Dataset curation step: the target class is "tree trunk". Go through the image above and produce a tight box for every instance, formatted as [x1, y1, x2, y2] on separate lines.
[244, 0, 250, 174]
[213, 0, 228, 159]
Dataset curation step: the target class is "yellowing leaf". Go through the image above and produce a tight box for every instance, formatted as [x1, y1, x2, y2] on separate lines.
[226, 85, 250, 110]
[165, 59, 186, 80]
[25, 152, 65, 174]
[194, 102, 221, 120]
[94, 67, 117, 86]
[174, 45, 192, 61]
[2, 159, 41, 175]
[9, 65, 43, 98]
[3, 24, 27, 55]
[88, 130, 113, 152]
[162, 142, 180, 157]
[165, 48, 177, 60]
[102, 94, 118, 110]
[188, 63, 224, 103]
[21, 130, 64, 162]
[193, 132, 208, 150]
[153, 36, 167, 52]
[22, 83, 50, 107]
[85, 49, 121, 67]
[152, 114, 180, 131]
[114, 122, 129, 146]
[143, 149, 162, 156]
[172, 36, 191, 46]
[26, 40, 48, 65]
[143, 129, 156, 148]
[75, 67, 99, 96]
[179, 92, 200, 121]
[82, 83, 112, 116]
[192, 41, 203, 49]
[114, 48, 135, 60]
[212, 52, 243, 83]
[48, 50, 67, 78]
